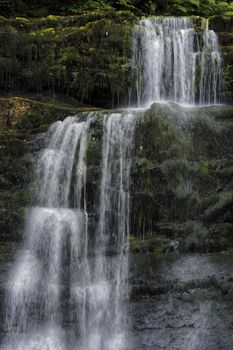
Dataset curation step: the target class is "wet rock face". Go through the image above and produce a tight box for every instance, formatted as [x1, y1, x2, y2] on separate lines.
[129, 252, 233, 349]
[1, 99, 233, 253]
[208, 16, 233, 103]
[0, 100, 233, 348]
[130, 292, 233, 350]
[130, 103, 233, 253]
[0, 13, 233, 107]
[0, 97, 81, 243]
[0, 135, 41, 241]
[0, 12, 136, 109]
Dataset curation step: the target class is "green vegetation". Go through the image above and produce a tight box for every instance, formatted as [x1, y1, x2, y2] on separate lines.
[1, 0, 233, 17]
[0, 3, 232, 107]
[0, 12, 135, 108]
[130, 103, 233, 252]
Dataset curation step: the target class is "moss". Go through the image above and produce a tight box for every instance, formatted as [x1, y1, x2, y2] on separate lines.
[209, 15, 233, 32]
[218, 32, 233, 46]
[184, 223, 209, 252]
[2, 11, 136, 33]
[37, 27, 57, 37]
[204, 191, 233, 222]
[191, 16, 207, 30]
[0, 97, 97, 135]
[129, 235, 166, 256]
[1, 13, 233, 106]
[221, 45, 233, 65]
[20, 181, 38, 206]
[15, 17, 29, 23]
[134, 104, 189, 163]
[130, 104, 233, 243]
[206, 223, 233, 252]
[189, 114, 224, 158]
[0, 12, 136, 108]
[199, 160, 209, 177]
[223, 63, 233, 103]
[0, 242, 17, 261]
[86, 113, 104, 166]
[46, 15, 64, 21]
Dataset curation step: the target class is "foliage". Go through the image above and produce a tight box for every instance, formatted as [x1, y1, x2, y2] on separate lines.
[1, 0, 233, 17]
[60, 1, 115, 15]
[172, 0, 233, 16]
[0, 13, 134, 108]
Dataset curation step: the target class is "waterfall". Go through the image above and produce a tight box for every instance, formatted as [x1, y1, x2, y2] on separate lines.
[132, 17, 222, 107]
[86, 112, 136, 350]
[1, 14, 224, 350]
[1, 111, 137, 350]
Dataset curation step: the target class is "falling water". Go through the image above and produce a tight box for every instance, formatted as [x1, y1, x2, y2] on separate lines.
[1, 14, 224, 350]
[1, 111, 137, 350]
[132, 17, 222, 107]
[93, 112, 136, 350]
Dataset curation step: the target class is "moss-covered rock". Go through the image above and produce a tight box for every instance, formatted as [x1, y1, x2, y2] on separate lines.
[0, 96, 98, 133]
[0, 13, 233, 105]
[0, 97, 98, 242]
[0, 11, 136, 108]
[129, 103, 233, 253]
[209, 15, 233, 32]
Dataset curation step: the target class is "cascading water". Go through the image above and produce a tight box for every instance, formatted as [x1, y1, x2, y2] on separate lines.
[1, 111, 137, 350]
[0, 14, 224, 350]
[89, 112, 136, 350]
[132, 17, 222, 107]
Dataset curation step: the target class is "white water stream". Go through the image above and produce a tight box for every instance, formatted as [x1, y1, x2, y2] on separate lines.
[1, 112, 137, 350]
[1, 15, 223, 350]
[132, 17, 222, 107]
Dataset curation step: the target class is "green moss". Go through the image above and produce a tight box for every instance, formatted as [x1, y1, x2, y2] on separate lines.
[0, 242, 17, 261]
[134, 104, 190, 163]
[15, 17, 29, 23]
[0, 97, 88, 135]
[191, 16, 207, 30]
[86, 113, 104, 166]
[1, 12, 232, 107]
[0, 12, 135, 108]
[129, 235, 165, 256]
[209, 15, 233, 32]
[223, 64, 233, 101]
[199, 160, 209, 177]
[189, 114, 224, 158]
[218, 32, 233, 45]
[46, 15, 64, 21]
[37, 27, 56, 37]
[20, 181, 38, 206]
[204, 191, 233, 222]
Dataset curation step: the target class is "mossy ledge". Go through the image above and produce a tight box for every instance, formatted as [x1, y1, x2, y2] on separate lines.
[0, 96, 100, 134]
[1, 13, 233, 106]
[0, 11, 136, 108]
[0, 96, 100, 242]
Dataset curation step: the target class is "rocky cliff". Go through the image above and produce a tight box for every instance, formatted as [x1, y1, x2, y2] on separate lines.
[0, 13, 233, 108]
[0, 97, 233, 255]
[1, 12, 233, 349]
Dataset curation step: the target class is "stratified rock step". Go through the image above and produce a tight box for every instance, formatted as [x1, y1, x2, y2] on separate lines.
[130, 252, 233, 298]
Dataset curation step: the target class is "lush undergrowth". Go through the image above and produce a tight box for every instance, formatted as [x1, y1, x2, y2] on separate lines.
[1, 0, 233, 18]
